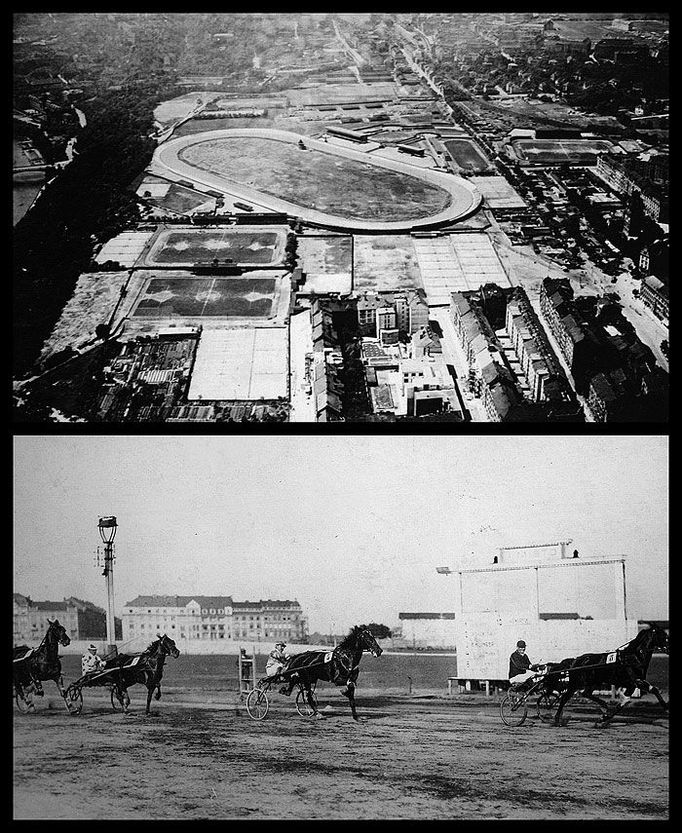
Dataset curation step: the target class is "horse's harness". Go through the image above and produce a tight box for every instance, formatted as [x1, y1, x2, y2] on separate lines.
[331, 647, 361, 683]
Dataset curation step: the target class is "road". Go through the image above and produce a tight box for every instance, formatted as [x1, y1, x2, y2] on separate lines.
[14, 689, 668, 819]
[430, 308, 490, 422]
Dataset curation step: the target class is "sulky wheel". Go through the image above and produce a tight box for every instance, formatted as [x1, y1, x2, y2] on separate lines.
[15, 689, 34, 714]
[536, 691, 560, 723]
[245, 687, 269, 721]
[500, 691, 528, 727]
[295, 688, 318, 718]
[65, 685, 83, 716]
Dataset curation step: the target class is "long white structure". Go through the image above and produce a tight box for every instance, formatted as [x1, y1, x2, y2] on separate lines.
[454, 552, 638, 682]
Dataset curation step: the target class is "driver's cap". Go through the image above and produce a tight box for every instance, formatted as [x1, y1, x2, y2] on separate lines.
[516, 640, 526, 648]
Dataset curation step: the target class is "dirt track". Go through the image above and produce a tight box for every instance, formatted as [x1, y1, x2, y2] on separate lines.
[13, 687, 668, 820]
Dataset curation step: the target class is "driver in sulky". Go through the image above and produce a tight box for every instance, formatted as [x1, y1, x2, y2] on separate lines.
[508, 639, 542, 690]
[81, 644, 106, 679]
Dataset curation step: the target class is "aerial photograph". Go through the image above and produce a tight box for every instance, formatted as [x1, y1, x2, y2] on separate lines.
[13, 12, 669, 421]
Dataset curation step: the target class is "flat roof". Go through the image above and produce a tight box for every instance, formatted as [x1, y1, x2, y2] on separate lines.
[187, 327, 288, 401]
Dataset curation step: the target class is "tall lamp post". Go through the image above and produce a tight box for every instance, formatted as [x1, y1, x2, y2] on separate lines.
[98, 516, 118, 656]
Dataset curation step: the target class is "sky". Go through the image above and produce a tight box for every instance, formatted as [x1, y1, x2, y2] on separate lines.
[13, 435, 668, 632]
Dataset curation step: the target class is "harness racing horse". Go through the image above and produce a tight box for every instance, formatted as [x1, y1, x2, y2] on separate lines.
[106, 633, 180, 715]
[551, 624, 669, 727]
[13, 619, 72, 712]
[282, 625, 383, 721]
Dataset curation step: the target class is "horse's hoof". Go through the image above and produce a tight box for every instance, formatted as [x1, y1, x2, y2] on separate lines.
[315, 713, 325, 720]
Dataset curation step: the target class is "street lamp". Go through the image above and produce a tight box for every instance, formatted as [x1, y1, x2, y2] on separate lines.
[98, 516, 118, 655]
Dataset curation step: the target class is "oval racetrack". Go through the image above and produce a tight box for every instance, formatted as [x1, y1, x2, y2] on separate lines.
[151, 128, 482, 232]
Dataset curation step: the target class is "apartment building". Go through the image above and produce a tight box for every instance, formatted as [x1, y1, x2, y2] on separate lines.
[122, 595, 308, 643]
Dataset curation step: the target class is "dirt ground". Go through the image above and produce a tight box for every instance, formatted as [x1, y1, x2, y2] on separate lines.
[14, 687, 668, 820]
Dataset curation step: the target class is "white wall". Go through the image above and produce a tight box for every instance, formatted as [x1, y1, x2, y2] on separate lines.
[455, 558, 635, 679]
[457, 615, 639, 680]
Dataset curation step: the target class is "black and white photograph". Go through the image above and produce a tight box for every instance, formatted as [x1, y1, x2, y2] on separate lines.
[12, 11, 669, 423]
[13, 435, 668, 819]
[12, 8, 669, 825]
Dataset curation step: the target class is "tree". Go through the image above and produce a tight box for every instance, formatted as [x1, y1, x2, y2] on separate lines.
[365, 622, 392, 639]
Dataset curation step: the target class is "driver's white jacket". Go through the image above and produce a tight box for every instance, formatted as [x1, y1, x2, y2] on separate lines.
[81, 654, 105, 674]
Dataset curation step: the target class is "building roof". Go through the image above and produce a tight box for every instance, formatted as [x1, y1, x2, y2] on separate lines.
[125, 595, 233, 608]
[33, 601, 68, 611]
[232, 599, 302, 609]
[399, 612, 457, 620]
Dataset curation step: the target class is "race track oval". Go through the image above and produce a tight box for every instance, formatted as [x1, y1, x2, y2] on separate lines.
[152, 128, 482, 232]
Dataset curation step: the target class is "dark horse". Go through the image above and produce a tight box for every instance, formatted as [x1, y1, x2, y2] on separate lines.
[551, 624, 669, 727]
[105, 633, 180, 715]
[13, 619, 71, 711]
[282, 625, 383, 721]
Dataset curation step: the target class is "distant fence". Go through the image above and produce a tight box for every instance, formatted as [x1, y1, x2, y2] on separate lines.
[57, 638, 335, 657]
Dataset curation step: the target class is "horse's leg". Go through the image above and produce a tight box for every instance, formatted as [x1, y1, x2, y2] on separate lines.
[581, 689, 618, 726]
[582, 690, 613, 713]
[552, 688, 574, 726]
[637, 679, 668, 712]
[305, 681, 323, 719]
[154, 683, 162, 701]
[55, 674, 71, 711]
[342, 680, 363, 722]
[145, 684, 155, 715]
[121, 686, 131, 713]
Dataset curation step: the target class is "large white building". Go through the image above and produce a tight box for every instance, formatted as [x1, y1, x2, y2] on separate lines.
[122, 595, 308, 645]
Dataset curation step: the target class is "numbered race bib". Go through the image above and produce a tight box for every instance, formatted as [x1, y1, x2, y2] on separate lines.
[324, 651, 334, 664]
[606, 652, 617, 664]
[123, 656, 141, 668]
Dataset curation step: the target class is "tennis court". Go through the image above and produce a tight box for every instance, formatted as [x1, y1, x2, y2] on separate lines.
[144, 227, 287, 268]
[132, 275, 277, 319]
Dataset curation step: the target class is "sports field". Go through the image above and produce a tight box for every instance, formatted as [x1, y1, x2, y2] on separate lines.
[177, 136, 452, 222]
[444, 139, 490, 172]
[132, 276, 277, 318]
[512, 139, 614, 166]
[144, 228, 286, 268]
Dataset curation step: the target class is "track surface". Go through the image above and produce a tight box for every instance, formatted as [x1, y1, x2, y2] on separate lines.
[151, 128, 482, 232]
[14, 688, 668, 819]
